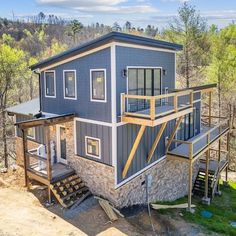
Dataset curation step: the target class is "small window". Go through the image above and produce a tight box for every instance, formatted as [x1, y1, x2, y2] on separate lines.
[27, 127, 35, 139]
[90, 69, 106, 102]
[45, 71, 56, 97]
[85, 136, 101, 159]
[64, 70, 77, 99]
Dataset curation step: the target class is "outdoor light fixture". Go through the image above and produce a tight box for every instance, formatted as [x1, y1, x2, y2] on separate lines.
[163, 69, 167, 76]
[122, 69, 127, 78]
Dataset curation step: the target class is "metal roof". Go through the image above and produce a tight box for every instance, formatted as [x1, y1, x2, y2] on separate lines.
[30, 31, 183, 70]
[7, 98, 40, 116]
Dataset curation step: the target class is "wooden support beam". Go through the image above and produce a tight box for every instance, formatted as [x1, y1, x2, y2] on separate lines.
[166, 116, 183, 152]
[150, 97, 155, 120]
[226, 132, 230, 182]
[147, 122, 167, 163]
[22, 129, 29, 188]
[205, 149, 210, 199]
[45, 126, 52, 203]
[122, 125, 146, 178]
[209, 91, 212, 126]
[188, 161, 193, 212]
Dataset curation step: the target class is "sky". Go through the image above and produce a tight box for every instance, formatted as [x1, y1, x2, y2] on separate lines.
[0, 0, 236, 29]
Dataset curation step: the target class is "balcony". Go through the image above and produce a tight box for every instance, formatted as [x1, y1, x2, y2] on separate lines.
[166, 121, 230, 161]
[121, 90, 194, 127]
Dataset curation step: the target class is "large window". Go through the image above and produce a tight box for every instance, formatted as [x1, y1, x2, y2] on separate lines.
[64, 70, 77, 99]
[45, 71, 56, 97]
[85, 136, 101, 159]
[90, 69, 106, 102]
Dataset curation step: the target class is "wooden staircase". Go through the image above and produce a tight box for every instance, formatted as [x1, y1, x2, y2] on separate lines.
[50, 173, 91, 208]
[192, 170, 214, 197]
[193, 159, 228, 199]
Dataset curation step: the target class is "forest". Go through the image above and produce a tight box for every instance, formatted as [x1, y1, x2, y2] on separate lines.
[0, 2, 236, 170]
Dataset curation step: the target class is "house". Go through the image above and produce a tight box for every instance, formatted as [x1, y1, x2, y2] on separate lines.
[7, 32, 230, 210]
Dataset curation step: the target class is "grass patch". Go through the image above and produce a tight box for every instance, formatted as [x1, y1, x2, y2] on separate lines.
[154, 181, 236, 235]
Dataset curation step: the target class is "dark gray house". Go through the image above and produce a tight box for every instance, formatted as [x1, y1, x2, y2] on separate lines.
[8, 32, 230, 209]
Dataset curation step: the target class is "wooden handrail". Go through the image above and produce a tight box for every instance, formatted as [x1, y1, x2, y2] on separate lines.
[26, 152, 47, 162]
[122, 89, 194, 120]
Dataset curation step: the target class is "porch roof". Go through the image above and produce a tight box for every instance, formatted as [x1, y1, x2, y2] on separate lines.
[7, 98, 40, 116]
[15, 113, 75, 129]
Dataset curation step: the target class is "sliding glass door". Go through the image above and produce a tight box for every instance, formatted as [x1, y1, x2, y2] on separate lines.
[128, 68, 161, 112]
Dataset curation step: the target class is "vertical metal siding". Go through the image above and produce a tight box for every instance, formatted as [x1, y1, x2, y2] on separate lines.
[75, 120, 112, 165]
[115, 46, 175, 118]
[116, 121, 175, 184]
[41, 48, 111, 122]
[15, 114, 44, 144]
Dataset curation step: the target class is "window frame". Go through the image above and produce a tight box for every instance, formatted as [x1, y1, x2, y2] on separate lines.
[85, 136, 101, 159]
[90, 69, 107, 103]
[44, 70, 56, 98]
[63, 70, 77, 100]
[27, 127, 36, 140]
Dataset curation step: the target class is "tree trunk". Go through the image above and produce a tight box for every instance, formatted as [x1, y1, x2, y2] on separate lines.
[1, 108, 8, 169]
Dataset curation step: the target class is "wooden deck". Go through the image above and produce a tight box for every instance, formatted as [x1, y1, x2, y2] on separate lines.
[121, 90, 194, 127]
[28, 162, 75, 183]
[167, 124, 229, 160]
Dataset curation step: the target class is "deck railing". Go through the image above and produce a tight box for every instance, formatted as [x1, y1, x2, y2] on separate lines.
[167, 118, 230, 160]
[121, 89, 194, 120]
[26, 148, 50, 179]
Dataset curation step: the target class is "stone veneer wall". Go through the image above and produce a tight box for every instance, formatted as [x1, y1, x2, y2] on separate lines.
[65, 120, 199, 208]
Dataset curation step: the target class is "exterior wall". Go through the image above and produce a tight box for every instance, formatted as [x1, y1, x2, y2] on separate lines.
[69, 153, 199, 208]
[115, 46, 176, 118]
[41, 48, 112, 122]
[15, 114, 44, 144]
[75, 120, 112, 166]
[116, 121, 175, 184]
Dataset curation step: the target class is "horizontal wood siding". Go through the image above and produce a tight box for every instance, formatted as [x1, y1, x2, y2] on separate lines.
[41, 48, 111, 122]
[116, 120, 175, 184]
[15, 114, 44, 144]
[75, 120, 112, 165]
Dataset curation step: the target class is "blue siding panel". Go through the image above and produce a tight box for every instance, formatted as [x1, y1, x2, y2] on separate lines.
[116, 121, 175, 184]
[41, 48, 111, 122]
[16, 114, 44, 144]
[75, 120, 112, 165]
[115, 46, 175, 118]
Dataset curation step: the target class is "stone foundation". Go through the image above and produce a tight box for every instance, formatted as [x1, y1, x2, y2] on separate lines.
[68, 154, 199, 208]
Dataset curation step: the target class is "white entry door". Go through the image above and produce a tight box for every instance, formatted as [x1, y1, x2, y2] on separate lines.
[56, 125, 67, 164]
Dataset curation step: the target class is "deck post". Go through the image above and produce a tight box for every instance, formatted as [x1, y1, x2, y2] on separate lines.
[150, 97, 155, 120]
[188, 161, 193, 212]
[22, 128, 29, 189]
[205, 149, 210, 199]
[121, 93, 126, 115]
[45, 125, 52, 203]
[122, 125, 146, 178]
[174, 94, 178, 112]
[226, 131, 230, 182]
[209, 91, 212, 126]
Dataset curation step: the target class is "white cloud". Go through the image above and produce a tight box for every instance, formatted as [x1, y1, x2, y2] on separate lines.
[76, 5, 158, 14]
[37, 0, 127, 7]
[37, 0, 158, 14]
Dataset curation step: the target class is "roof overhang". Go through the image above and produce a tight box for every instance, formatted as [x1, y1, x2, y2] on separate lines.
[15, 113, 75, 129]
[30, 32, 183, 71]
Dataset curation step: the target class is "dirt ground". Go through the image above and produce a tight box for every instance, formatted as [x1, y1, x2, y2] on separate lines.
[0, 167, 235, 236]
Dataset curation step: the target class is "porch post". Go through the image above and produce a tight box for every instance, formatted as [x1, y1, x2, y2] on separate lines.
[45, 125, 52, 203]
[188, 160, 193, 212]
[209, 91, 212, 126]
[22, 128, 29, 188]
[205, 149, 210, 199]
